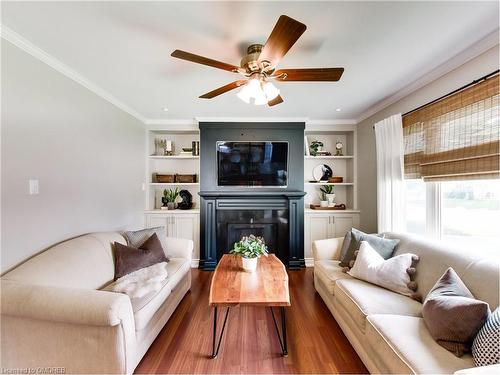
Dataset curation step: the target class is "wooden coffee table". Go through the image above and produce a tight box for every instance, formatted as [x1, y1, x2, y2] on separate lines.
[209, 254, 290, 358]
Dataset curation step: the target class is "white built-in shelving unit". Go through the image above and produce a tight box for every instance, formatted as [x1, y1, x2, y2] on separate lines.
[303, 124, 358, 210]
[145, 129, 201, 211]
[145, 125, 201, 266]
[303, 123, 360, 266]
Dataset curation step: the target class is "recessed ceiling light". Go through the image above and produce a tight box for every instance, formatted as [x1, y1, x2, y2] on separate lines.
[163, 107, 169, 112]
[336, 108, 342, 112]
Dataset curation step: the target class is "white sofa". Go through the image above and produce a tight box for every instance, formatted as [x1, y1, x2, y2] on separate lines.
[1, 232, 193, 374]
[313, 232, 500, 374]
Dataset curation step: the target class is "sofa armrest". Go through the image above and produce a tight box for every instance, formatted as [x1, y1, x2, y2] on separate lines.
[165, 237, 193, 260]
[312, 237, 344, 261]
[455, 365, 500, 375]
[1, 279, 134, 327]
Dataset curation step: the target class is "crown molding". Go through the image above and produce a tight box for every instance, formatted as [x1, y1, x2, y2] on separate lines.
[307, 119, 357, 125]
[145, 118, 197, 126]
[355, 29, 500, 123]
[145, 117, 358, 126]
[1, 24, 147, 123]
[194, 116, 310, 123]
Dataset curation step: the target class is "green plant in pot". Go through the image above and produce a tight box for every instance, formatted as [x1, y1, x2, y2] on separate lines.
[320, 185, 335, 207]
[162, 187, 180, 210]
[310, 140, 324, 156]
[230, 234, 268, 272]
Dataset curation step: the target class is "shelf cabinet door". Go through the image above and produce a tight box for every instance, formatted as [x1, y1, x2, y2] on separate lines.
[305, 214, 332, 259]
[333, 216, 355, 238]
[173, 214, 199, 261]
[145, 214, 175, 237]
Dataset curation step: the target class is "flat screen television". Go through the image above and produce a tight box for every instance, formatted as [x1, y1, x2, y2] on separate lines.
[216, 141, 288, 187]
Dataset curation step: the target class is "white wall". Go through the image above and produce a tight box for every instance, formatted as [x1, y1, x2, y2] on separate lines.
[357, 45, 499, 232]
[1, 41, 146, 272]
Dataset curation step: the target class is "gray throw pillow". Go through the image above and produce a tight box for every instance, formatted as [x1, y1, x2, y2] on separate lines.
[124, 226, 168, 254]
[472, 307, 500, 366]
[339, 228, 397, 268]
[423, 268, 490, 357]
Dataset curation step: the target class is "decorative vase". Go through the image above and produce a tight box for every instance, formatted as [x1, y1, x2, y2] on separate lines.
[241, 257, 258, 272]
[167, 202, 176, 210]
[326, 193, 336, 207]
[320, 200, 329, 207]
[161, 197, 168, 208]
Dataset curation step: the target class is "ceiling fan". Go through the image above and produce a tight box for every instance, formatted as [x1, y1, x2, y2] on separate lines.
[171, 15, 344, 106]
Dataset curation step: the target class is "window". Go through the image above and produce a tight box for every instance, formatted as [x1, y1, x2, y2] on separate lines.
[403, 72, 499, 256]
[405, 179, 426, 235]
[405, 178, 500, 256]
[441, 179, 500, 256]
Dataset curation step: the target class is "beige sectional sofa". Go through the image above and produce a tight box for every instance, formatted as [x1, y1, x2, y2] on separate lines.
[313, 232, 500, 374]
[1, 232, 193, 374]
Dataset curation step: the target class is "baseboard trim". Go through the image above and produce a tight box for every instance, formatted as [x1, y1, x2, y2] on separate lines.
[191, 259, 199, 268]
[305, 258, 314, 267]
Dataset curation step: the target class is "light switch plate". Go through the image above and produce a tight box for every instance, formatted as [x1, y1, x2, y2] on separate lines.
[29, 179, 39, 195]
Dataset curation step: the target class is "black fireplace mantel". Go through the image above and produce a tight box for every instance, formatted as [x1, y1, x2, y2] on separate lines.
[198, 121, 305, 271]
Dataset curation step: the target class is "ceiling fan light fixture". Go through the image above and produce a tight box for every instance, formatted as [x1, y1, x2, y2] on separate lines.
[254, 91, 268, 106]
[262, 82, 280, 101]
[237, 78, 267, 105]
[236, 85, 251, 103]
[236, 78, 280, 105]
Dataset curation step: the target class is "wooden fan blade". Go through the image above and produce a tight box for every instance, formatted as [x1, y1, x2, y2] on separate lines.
[268, 95, 284, 107]
[171, 50, 241, 73]
[199, 80, 247, 99]
[259, 15, 307, 68]
[274, 68, 344, 81]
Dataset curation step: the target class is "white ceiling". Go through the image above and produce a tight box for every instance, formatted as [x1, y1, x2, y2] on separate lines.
[1, 1, 499, 122]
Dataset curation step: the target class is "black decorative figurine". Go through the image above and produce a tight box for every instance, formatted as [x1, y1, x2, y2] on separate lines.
[178, 190, 193, 210]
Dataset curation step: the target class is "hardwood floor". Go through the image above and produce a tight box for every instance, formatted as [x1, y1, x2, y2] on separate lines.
[135, 268, 368, 374]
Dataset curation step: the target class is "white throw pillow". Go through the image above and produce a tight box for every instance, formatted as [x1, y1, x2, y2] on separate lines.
[348, 241, 418, 297]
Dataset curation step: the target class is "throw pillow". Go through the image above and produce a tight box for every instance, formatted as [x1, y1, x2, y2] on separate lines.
[339, 228, 398, 268]
[114, 233, 169, 280]
[472, 307, 500, 366]
[338, 231, 353, 262]
[348, 241, 420, 299]
[422, 268, 490, 357]
[124, 226, 168, 253]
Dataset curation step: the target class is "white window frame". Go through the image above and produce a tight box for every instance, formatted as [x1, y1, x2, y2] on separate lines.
[425, 181, 441, 239]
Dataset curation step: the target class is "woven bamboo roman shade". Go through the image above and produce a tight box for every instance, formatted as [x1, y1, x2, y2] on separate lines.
[403, 74, 499, 181]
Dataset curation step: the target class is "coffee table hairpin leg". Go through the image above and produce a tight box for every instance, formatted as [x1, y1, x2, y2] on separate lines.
[269, 306, 288, 357]
[211, 305, 230, 359]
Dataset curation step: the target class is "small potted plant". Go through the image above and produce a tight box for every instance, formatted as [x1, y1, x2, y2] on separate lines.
[320, 185, 336, 207]
[318, 189, 329, 207]
[310, 140, 324, 156]
[230, 235, 268, 272]
[162, 187, 180, 210]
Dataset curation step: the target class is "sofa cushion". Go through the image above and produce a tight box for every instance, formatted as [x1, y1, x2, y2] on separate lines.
[348, 241, 419, 298]
[423, 267, 490, 357]
[314, 260, 352, 294]
[339, 228, 398, 268]
[103, 257, 190, 331]
[130, 258, 190, 331]
[334, 278, 422, 333]
[472, 307, 500, 366]
[124, 227, 169, 257]
[131, 277, 172, 331]
[165, 258, 191, 291]
[114, 234, 169, 280]
[366, 314, 475, 374]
